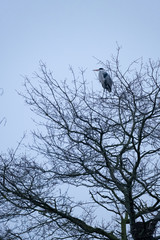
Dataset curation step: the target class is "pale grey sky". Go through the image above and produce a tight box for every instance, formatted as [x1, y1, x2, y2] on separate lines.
[1, 0, 160, 150]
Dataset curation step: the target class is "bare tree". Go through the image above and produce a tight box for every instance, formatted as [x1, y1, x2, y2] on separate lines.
[0, 50, 160, 240]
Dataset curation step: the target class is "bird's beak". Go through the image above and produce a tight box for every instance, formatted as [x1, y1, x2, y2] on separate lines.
[93, 69, 99, 71]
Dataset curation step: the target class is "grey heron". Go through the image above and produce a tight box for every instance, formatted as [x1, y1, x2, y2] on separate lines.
[93, 68, 113, 92]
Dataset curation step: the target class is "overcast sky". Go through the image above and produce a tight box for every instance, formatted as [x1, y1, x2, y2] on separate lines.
[1, 0, 160, 151]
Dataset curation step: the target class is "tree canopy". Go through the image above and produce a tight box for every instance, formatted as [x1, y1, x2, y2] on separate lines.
[0, 50, 160, 240]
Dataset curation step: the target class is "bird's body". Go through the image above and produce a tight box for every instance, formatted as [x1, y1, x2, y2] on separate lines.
[93, 68, 113, 92]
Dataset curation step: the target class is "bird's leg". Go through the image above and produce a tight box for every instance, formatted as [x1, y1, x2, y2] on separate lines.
[102, 89, 105, 98]
[102, 89, 108, 99]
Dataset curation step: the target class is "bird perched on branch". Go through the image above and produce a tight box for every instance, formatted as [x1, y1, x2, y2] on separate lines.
[93, 68, 113, 92]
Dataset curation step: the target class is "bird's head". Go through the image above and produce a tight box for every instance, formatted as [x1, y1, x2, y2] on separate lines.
[93, 68, 104, 71]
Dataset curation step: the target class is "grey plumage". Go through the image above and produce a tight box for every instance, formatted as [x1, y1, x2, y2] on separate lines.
[93, 68, 113, 92]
